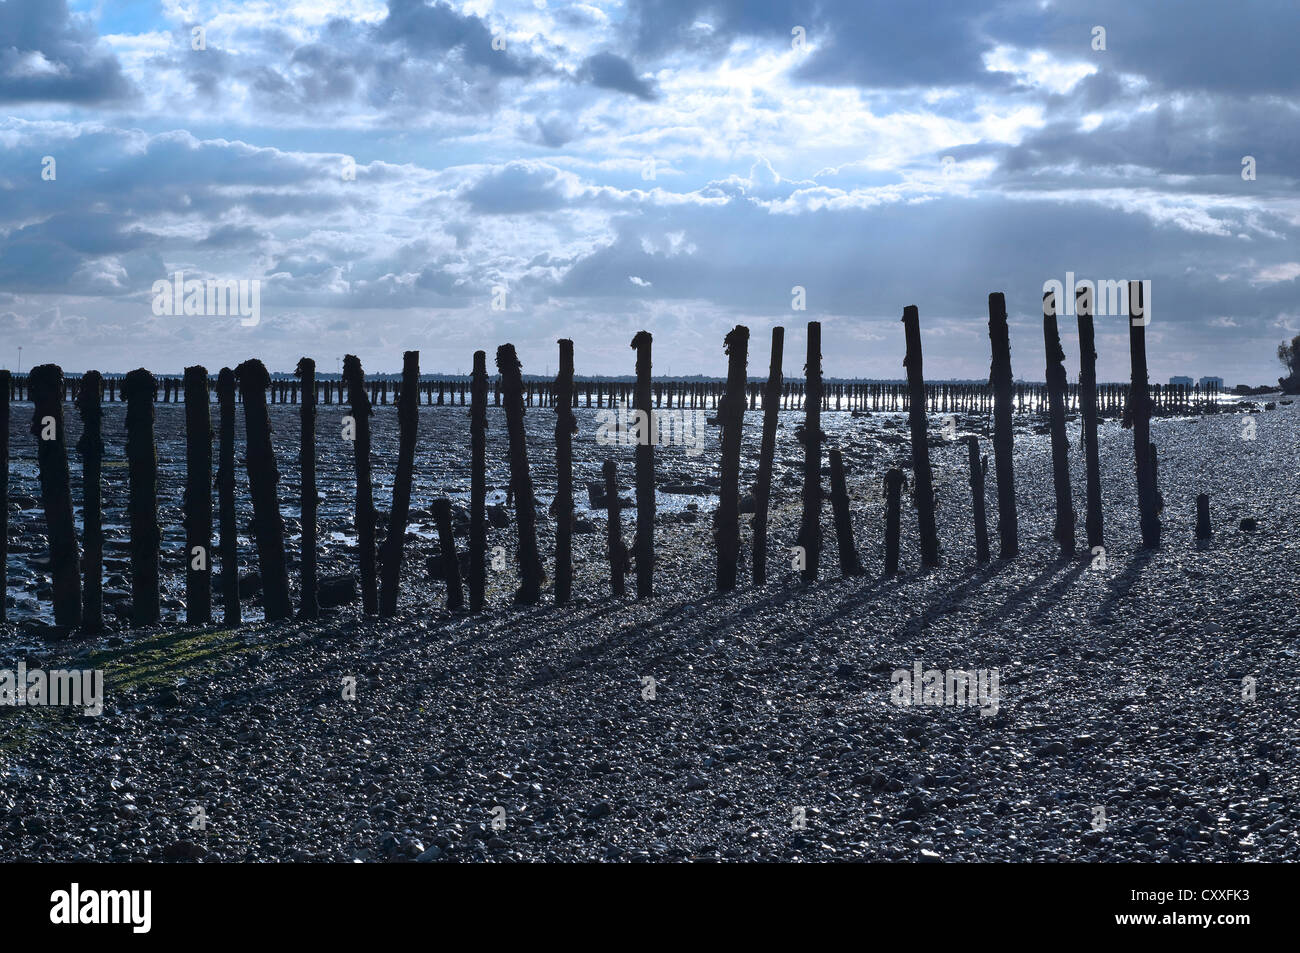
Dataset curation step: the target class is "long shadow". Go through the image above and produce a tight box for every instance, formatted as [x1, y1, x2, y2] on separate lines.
[1095, 547, 1157, 622]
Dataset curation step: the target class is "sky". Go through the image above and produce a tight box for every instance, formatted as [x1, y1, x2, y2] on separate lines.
[0, 0, 1297, 385]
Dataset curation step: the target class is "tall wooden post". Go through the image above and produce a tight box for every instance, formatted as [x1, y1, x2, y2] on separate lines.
[183, 366, 213, 625]
[1196, 493, 1211, 540]
[469, 351, 488, 612]
[380, 351, 420, 617]
[797, 321, 823, 582]
[1043, 292, 1075, 556]
[554, 339, 576, 604]
[717, 325, 749, 590]
[603, 459, 628, 597]
[295, 358, 319, 620]
[216, 368, 241, 625]
[432, 498, 464, 611]
[965, 436, 990, 563]
[496, 344, 544, 604]
[987, 292, 1018, 558]
[74, 372, 104, 632]
[1076, 287, 1104, 549]
[752, 327, 784, 585]
[235, 359, 293, 622]
[29, 364, 82, 629]
[343, 355, 378, 612]
[631, 331, 655, 598]
[122, 368, 160, 626]
[829, 447, 865, 576]
[902, 307, 941, 567]
[1129, 281, 1161, 548]
[884, 468, 904, 576]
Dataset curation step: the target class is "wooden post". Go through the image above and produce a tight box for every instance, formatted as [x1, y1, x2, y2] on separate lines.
[1196, 493, 1211, 540]
[343, 355, 378, 613]
[752, 327, 784, 585]
[295, 358, 319, 620]
[29, 364, 82, 629]
[630, 331, 655, 598]
[235, 359, 293, 622]
[432, 498, 464, 611]
[469, 351, 488, 612]
[1043, 292, 1075, 556]
[0, 371, 7, 626]
[902, 307, 941, 567]
[987, 292, 1018, 558]
[829, 447, 865, 576]
[496, 344, 545, 604]
[122, 368, 160, 626]
[216, 368, 241, 625]
[379, 351, 420, 617]
[965, 435, 990, 563]
[183, 365, 213, 625]
[1076, 287, 1104, 549]
[554, 339, 576, 604]
[1129, 281, 1161, 548]
[884, 468, 905, 576]
[717, 325, 749, 590]
[797, 321, 823, 582]
[603, 459, 628, 597]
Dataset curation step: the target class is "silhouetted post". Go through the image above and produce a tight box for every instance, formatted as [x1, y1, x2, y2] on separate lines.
[1196, 493, 1211, 540]
[964, 435, 990, 563]
[987, 292, 1019, 558]
[432, 498, 464, 611]
[343, 355, 378, 613]
[0, 371, 7, 626]
[797, 321, 823, 582]
[603, 459, 628, 597]
[122, 369, 160, 626]
[717, 325, 749, 590]
[884, 468, 904, 576]
[235, 359, 293, 622]
[902, 307, 941, 567]
[554, 339, 576, 604]
[29, 365, 82, 629]
[380, 351, 420, 617]
[469, 351, 488, 612]
[182, 366, 213, 625]
[752, 327, 784, 585]
[1128, 281, 1161, 548]
[496, 344, 544, 604]
[216, 369, 240, 624]
[829, 447, 865, 576]
[631, 331, 655, 598]
[1076, 287, 1104, 549]
[1043, 292, 1075, 556]
[295, 358, 319, 620]
[72, 372, 102, 632]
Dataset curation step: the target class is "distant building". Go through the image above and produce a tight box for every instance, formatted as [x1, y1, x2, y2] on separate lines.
[1199, 376, 1224, 390]
[1169, 376, 1193, 387]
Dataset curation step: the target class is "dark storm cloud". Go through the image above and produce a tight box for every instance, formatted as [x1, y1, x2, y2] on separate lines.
[0, 0, 134, 103]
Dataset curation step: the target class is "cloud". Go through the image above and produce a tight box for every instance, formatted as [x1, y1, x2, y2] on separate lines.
[580, 52, 657, 100]
[0, 0, 134, 103]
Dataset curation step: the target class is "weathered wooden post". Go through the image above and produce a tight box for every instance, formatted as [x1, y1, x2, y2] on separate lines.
[496, 344, 545, 604]
[379, 351, 420, 617]
[122, 368, 160, 626]
[235, 359, 293, 622]
[554, 339, 576, 604]
[797, 321, 823, 582]
[0, 370, 7, 626]
[183, 366, 213, 626]
[987, 292, 1019, 558]
[603, 459, 628, 597]
[902, 307, 941, 567]
[752, 327, 784, 585]
[469, 351, 488, 612]
[717, 325, 749, 590]
[29, 365, 82, 629]
[432, 498, 464, 611]
[884, 468, 904, 576]
[295, 358, 319, 620]
[961, 436, 989, 563]
[1128, 281, 1161, 548]
[1043, 292, 1075, 556]
[1196, 493, 1211, 540]
[829, 447, 865, 576]
[343, 355, 378, 613]
[216, 368, 240, 624]
[1076, 287, 1104, 549]
[630, 331, 655, 598]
